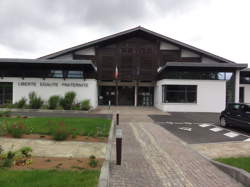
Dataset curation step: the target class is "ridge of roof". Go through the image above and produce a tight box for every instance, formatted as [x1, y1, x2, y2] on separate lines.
[38, 26, 238, 64]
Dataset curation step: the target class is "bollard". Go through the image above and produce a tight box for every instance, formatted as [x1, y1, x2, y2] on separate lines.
[116, 129, 122, 165]
[116, 113, 119, 125]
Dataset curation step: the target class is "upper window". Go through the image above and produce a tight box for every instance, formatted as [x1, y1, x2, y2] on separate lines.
[162, 85, 197, 103]
[67, 71, 84, 78]
[50, 70, 63, 78]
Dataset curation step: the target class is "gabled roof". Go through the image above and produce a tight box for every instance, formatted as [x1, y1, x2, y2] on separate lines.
[0, 58, 97, 71]
[38, 26, 240, 65]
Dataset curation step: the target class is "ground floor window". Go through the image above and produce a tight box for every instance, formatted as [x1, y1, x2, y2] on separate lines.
[0, 82, 13, 105]
[162, 85, 197, 103]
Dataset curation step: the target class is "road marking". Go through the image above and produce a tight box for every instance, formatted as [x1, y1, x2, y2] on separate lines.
[179, 127, 192, 131]
[199, 124, 211, 127]
[224, 132, 239, 138]
[165, 122, 174, 125]
[210, 127, 223, 132]
[244, 138, 250, 142]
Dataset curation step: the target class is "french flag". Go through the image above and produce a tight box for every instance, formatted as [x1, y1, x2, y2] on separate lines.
[114, 65, 119, 79]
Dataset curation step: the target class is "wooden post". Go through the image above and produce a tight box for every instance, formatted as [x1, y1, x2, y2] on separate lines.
[116, 113, 119, 125]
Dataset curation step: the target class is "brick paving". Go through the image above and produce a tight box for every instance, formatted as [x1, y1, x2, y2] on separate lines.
[109, 107, 243, 187]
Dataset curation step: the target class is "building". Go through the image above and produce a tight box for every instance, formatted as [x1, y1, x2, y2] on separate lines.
[0, 27, 248, 112]
[240, 68, 250, 103]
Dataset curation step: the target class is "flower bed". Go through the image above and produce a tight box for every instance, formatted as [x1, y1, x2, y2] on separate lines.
[0, 116, 111, 142]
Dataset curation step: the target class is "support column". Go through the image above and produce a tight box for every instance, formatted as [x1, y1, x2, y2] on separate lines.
[235, 70, 240, 103]
[134, 84, 138, 107]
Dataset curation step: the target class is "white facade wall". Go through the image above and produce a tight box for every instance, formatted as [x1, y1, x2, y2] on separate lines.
[240, 84, 250, 103]
[0, 78, 98, 108]
[154, 79, 226, 112]
[181, 49, 200, 58]
[75, 47, 95, 55]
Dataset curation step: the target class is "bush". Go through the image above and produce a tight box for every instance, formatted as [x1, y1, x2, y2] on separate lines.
[50, 122, 70, 141]
[48, 95, 60, 110]
[0, 151, 15, 168]
[59, 91, 76, 110]
[28, 92, 44, 109]
[16, 97, 27, 109]
[7, 122, 26, 138]
[19, 147, 32, 158]
[80, 99, 91, 111]
[88, 155, 98, 168]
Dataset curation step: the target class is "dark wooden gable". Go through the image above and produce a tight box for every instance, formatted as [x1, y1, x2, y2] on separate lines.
[96, 33, 160, 81]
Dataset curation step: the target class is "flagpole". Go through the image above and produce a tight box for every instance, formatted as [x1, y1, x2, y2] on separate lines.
[115, 64, 119, 106]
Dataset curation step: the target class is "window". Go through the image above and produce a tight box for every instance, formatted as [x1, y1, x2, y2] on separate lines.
[0, 82, 13, 105]
[50, 70, 63, 78]
[162, 85, 197, 103]
[67, 71, 84, 78]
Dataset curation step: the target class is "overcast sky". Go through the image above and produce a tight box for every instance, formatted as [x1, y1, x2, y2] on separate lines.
[0, 0, 249, 65]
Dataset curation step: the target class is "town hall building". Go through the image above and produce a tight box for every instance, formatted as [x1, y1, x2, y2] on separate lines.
[0, 27, 248, 112]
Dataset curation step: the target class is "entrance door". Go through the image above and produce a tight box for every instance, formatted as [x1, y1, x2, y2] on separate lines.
[98, 86, 116, 105]
[138, 87, 154, 106]
[118, 86, 134, 106]
[0, 82, 13, 105]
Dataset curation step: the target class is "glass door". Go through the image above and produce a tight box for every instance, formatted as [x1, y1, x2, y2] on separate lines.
[138, 87, 154, 106]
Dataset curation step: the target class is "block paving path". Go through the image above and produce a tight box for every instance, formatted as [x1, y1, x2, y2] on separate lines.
[109, 107, 243, 187]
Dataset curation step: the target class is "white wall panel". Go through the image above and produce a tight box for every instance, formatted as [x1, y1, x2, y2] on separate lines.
[0, 78, 98, 108]
[154, 79, 226, 112]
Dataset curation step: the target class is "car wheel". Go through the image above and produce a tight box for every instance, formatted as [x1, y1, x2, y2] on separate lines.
[220, 117, 227, 127]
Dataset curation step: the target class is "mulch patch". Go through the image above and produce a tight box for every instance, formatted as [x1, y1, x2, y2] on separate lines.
[11, 157, 104, 171]
[3, 134, 108, 143]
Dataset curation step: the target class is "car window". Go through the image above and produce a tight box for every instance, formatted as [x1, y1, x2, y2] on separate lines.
[229, 104, 241, 112]
[244, 105, 250, 113]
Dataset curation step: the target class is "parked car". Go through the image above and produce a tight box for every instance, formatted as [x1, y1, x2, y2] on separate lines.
[220, 103, 250, 129]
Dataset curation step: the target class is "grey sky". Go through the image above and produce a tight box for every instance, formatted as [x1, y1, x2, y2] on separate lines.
[0, 0, 249, 65]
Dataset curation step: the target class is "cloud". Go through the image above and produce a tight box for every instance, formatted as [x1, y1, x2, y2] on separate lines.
[0, 0, 205, 55]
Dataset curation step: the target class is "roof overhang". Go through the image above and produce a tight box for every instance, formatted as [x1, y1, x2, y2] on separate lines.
[158, 62, 248, 73]
[0, 58, 97, 71]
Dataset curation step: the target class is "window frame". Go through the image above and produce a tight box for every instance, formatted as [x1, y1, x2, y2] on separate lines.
[162, 84, 197, 104]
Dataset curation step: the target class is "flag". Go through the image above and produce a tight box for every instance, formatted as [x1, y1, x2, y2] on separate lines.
[114, 65, 119, 79]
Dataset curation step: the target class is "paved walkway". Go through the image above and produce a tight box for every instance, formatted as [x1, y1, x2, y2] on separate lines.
[109, 107, 242, 187]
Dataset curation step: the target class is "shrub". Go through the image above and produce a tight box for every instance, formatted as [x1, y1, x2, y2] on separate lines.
[16, 97, 26, 109]
[48, 95, 60, 109]
[59, 91, 76, 110]
[7, 122, 26, 138]
[50, 121, 70, 141]
[0, 151, 15, 168]
[88, 155, 98, 168]
[19, 147, 32, 158]
[80, 99, 91, 111]
[28, 92, 44, 109]
[72, 103, 81, 110]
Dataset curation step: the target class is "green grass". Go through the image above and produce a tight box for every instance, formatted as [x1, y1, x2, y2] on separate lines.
[215, 157, 250, 172]
[0, 169, 100, 187]
[0, 117, 111, 137]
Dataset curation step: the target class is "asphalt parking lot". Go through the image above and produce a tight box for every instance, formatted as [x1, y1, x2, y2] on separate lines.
[149, 112, 250, 144]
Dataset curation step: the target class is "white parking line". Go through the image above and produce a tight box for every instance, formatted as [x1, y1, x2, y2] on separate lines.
[210, 127, 223, 132]
[199, 124, 211, 128]
[224, 132, 239, 138]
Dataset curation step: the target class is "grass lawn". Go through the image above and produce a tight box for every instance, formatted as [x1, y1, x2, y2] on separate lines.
[0, 169, 100, 187]
[215, 157, 250, 172]
[0, 117, 111, 137]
